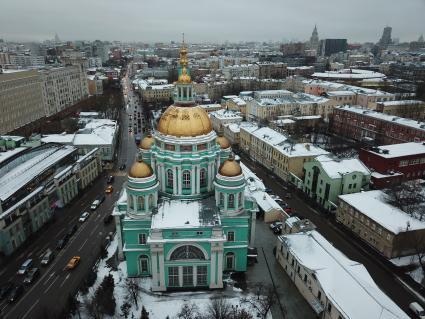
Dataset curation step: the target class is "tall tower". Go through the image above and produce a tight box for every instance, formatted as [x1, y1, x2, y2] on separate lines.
[309, 25, 319, 51]
[379, 26, 392, 48]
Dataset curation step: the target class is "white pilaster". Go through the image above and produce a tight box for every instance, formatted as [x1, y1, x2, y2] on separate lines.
[151, 252, 158, 287]
[144, 195, 149, 212]
[196, 165, 201, 193]
[178, 266, 183, 287]
[158, 252, 166, 289]
[173, 166, 177, 195]
[191, 166, 196, 195]
[224, 193, 228, 211]
[209, 251, 216, 288]
[207, 162, 212, 191]
[216, 250, 224, 288]
[178, 166, 182, 195]
[193, 265, 197, 287]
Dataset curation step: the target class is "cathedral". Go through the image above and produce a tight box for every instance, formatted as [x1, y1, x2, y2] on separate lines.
[114, 42, 257, 291]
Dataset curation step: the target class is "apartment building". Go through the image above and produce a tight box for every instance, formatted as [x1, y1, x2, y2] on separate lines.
[209, 109, 243, 133]
[372, 100, 425, 120]
[0, 70, 45, 135]
[337, 190, 425, 258]
[133, 78, 174, 103]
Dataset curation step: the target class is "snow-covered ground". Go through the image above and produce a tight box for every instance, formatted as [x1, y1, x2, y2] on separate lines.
[391, 254, 425, 285]
[73, 235, 272, 319]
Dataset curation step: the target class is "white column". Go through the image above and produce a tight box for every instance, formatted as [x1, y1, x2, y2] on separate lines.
[193, 265, 197, 287]
[178, 166, 183, 195]
[151, 252, 158, 287]
[191, 166, 196, 195]
[216, 250, 224, 288]
[178, 266, 183, 287]
[209, 252, 216, 288]
[207, 163, 212, 191]
[196, 165, 201, 193]
[215, 191, 219, 206]
[235, 192, 239, 209]
[224, 193, 228, 211]
[133, 195, 137, 213]
[173, 166, 177, 195]
[144, 195, 149, 212]
[158, 252, 165, 289]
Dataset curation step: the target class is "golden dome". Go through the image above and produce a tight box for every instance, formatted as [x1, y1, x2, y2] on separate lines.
[139, 134, 154, 149]
[157, 105, 213, 137]
[216, 136, 230, 149]
[128, 159, 153, 178]
[219, 155, 242, 177]
[178, 67, 191, 84]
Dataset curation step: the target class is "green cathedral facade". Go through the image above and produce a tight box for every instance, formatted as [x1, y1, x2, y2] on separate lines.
[114, 44, 257, 291]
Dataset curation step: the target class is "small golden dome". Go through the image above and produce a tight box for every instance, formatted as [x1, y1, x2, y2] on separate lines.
[216, 136, 230, 149]
[178, 67, 191, 84]
[139, 134, 154, 149]
[157, 105, 213, 137]
[129, 159, 153, 178]
[219, 155, 242, 177]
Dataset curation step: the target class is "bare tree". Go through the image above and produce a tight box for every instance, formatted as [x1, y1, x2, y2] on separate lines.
[206, 297, 231, 319]
[125, 278, 141, 308]
[241, 284, 278, 319]
[84, 296, 103, 319]
[387, 181, 425, 220]
[177, 302, 200, 319]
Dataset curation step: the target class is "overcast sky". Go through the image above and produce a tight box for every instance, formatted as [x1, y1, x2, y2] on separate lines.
[1, 0, 424, 43]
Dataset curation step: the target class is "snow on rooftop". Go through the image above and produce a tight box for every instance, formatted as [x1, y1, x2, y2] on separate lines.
[305, 79, 394, 96]
[256, 92, 329, 107]
[339, 190, 425, 234]
[41, 134, 75, 144]
[370, 142, 425, 158]
[380, 100, 425, 106]
[283, 231, 409, 319]
[337, 105, 425, 131]
[209, 109, 243, 120]
[0, 145, 76, 201]
[251, 126, 287, 146]
[0, 147, 28, 165]
[312, 69, 386, 80]
[316, 155, 370, 179]
[151, 198, 219, 229]
[275, 143, 329, 158]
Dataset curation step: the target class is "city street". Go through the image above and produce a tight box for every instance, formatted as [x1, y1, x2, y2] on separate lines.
[0, 96, 137, 318]
[238, 152, 421, 315]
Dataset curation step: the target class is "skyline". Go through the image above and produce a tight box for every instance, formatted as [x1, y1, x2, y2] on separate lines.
[0, 0, 424, 43]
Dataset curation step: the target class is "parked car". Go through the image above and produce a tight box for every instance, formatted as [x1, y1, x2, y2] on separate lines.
[265, 188, 273, 193]
[41, 249, 55, 266]
[97, 194, 106, 203]
[284, 207, 293, 214]
[90, 200, 100, 210]
[56, 235, 69, 250]
[17, 259, 33, 275]
[79, 211, 90, 222]
[103, 214, 113, 224]
[0, 282, 14, 300]
[270, 221, 283, 230]
[23, 268, 40, 285]
[107, 175, 115, 184]
[273, 224, 283, 234]
[65, 256, 81, 270]
[270, 195, 281, 200]
[67, 224, 78, 237]
[8, 285, 24, 303]
[105, 185, 113, 194]
[409, 302, 425, 318]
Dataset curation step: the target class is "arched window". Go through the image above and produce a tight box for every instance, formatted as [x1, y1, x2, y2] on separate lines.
[139, 255, 149, 273]
[228, 194, 235, 208]
[238, 192, 242, 208]
[137, 196, 144, 210]
[167, 169, 173, 188]
[170, 245, 205, 260]
[128, 196, 134, 210]
[200, 168, 207, 187]
[149, 194, 154, 208]
[225, 252, 235, 270]
[219, 193, 224, 207]
[182, 170, 191, 189]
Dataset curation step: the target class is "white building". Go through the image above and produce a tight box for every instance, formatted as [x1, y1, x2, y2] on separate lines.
[276, 230, 409, 319]
[222, 64, 259, 80]
[209, 109, 243, 133]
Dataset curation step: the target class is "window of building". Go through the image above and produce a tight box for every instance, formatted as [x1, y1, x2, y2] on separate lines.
[197, 265, 207, 286]
[139, 255, 149, 273]
[168, 266, 179, 286]
[170, 245, 205, 260]
[196, 231, 203, 236]
[181, 145, 192, 152]
[353, 183, 357, 188]
[182, 170, 191, 189]
[225, 252, 235, 270]
[165, 144, 175, 151]
[138, 233, 146, 245]
[200, 168, 207, 187]
[238, 192, 242, 207]
[227, 231, 235, 242]
[167, 169, 173, 188]
[197, 144, 207, 151]
[183, 266, 193, 286]
[228, 194, 235, 208]
[348, 184, 352, 189]
[327, 304, 332, 313]
[219, 193, 224, 207]
[137, 196, 144, 210]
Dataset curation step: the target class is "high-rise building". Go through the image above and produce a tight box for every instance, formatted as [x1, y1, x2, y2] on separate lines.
[309, 25, 319, 51]
[319, 39, 348, 56]
[378, 26, 392, 48]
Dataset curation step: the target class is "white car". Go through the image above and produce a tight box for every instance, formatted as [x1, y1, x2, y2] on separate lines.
[270, 221, 283, 229]
[79, 212, 90, 223]
[90, 200, 100, 211]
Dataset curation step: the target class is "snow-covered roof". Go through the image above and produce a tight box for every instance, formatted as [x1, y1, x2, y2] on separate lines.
[304, 79, 394, 96]
[380, 100, 425, 106]
[0, 145, 77, 201]
[275, 143, 329, 158]
[151, 198, 220, 229]
[0, 147, 28, 165]
[209, 109, 243, 120]
[251, 127, 287, 146]
[326, 91, 356, 97]
[369, 142, 425, 158]
[282, 231, 409, 319]
[225, 122, 258, 134]
[339, 190, 425, 234]
[336, 105, 425, 131]
[312, 69, 386, 80]
[315, 155, 371, 179]
[133, 78, 174, 90]
[0, 186, 44, 219]
[41, 134, 75, 144]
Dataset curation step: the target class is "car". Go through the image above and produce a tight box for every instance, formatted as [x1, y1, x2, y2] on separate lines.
[410, 302, 425, 318]
[41, 249, 55, 266]
[67, 224, 78, 237]
[17, 259, 33, 275]
[105, 185, 113, 194]
[23, 268, 40, 285]
[79, 211, 90, 222]
[90, 199, 100, 210]
[270, 221, 283, 230]
[270, 195, 281, 200]
[265, 188, 273, 193]
[97, 194, 106, 203]
[107, 175, 115, 184]
[119, 163, 126, 170]
[8, 285, 24, 303]
[273, 224, 283, 234]
[103, 214, 113, 224]
[65, 256, 81, 270]
[0, 282, 14, 300]
[284, 207, 293, 214]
